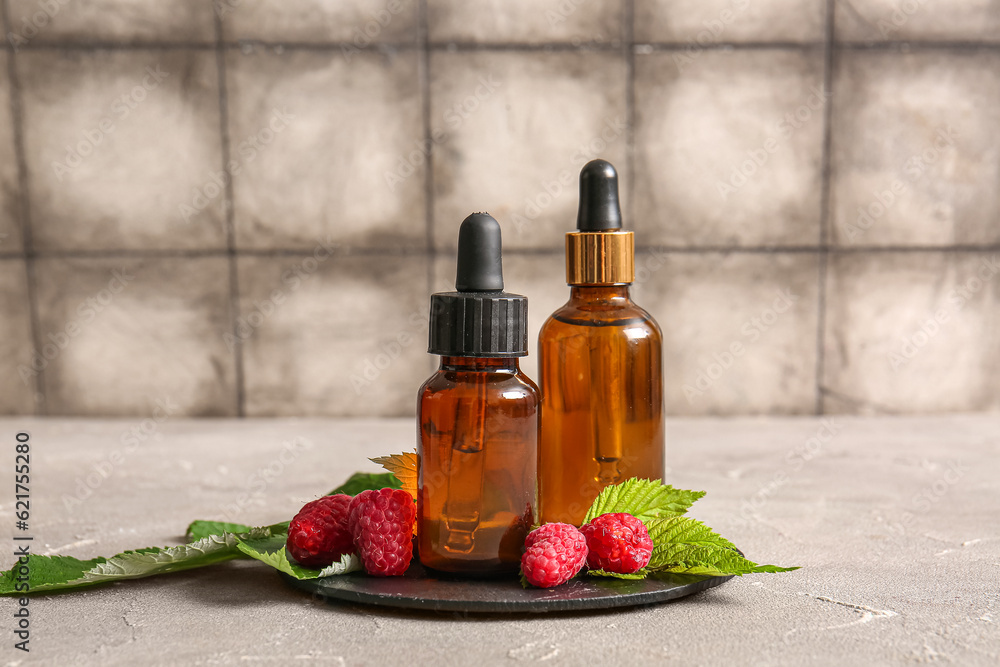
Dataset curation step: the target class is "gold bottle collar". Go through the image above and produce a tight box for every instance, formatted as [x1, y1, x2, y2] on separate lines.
[565, 231, 634, 285]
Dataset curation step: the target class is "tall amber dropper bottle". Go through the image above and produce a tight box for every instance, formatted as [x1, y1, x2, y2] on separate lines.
[418, 212, 539, 576]
[538, 159, 664, 526]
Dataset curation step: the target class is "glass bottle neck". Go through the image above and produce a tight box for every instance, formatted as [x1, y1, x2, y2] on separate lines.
[440, 356, 521, 372]
[568, 285, 632, 305]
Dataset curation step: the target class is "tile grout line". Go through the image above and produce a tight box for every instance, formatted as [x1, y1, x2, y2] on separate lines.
[635, 40, 1000, 52]
[5, 40, 999, 53]
[623, 0, 636, 225]
[418, 0, 435, 292]
[8, 243, 1000, 260]
[814, 0, 837, 416]
[836, 40, 1000, 51]
[213, 11, 245, 418]
[419, 0, 437, 377]
[2, 0, 46, 415]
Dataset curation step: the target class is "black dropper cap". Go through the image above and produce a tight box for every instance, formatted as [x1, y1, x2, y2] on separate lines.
[455, 212, 504, 292]
[576, 159, 623, 231]
[428, 213, 528, 357]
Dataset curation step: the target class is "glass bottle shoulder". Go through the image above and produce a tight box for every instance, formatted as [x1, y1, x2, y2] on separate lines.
[541, 293, 662, 335]
[419, 366, 539, 400]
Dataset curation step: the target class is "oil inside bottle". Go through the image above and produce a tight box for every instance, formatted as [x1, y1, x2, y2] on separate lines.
[417, 212, 538, 575]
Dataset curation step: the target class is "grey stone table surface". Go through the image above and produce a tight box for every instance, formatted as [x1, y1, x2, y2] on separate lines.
[0, 415, 998, 666]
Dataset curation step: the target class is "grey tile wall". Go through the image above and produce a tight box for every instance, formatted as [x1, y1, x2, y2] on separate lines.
[0, 0, 998, 418]
[19, 49, 227, 252]
[239, 253, 429, 416]
[221, 0, 419, 45]
[633, 48, 826, 248]
[32, 256, 236, 416]
[0, 51, 20, 254]
[225, 48, 424, 251]
[6, 0, 216, 44]
[427, 0, 622, 45]
[824, 252, 1000, 413]
[430, 50, 627, 251]
[633, 252, 821, 415]
[830, 50, 1000, 247]
[0, 258, 33, 414]
[634, 0, 825, 43]
[834, 0, 1000, 43]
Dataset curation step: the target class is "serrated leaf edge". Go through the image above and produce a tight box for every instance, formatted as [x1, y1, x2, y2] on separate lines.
[583, 478, 706, 523]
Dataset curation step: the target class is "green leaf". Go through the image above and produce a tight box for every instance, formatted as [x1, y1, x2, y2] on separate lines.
[583, 478, 706, 523]
[0, 554, 107, 595]
[646, 516, 797, 576]
[183, 519, 288, 542]
[236, 533, 360, 579]
[653, 546, 798, 577]
[645, 516, 738, 553]
[587, 568, 648, 580]
[328, 472, 401, 496]
[0, 531, 268, 595]
[185, 520, 252, 542]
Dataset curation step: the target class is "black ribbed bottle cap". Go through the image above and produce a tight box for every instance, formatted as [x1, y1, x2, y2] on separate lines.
[428, 213, 528, 357]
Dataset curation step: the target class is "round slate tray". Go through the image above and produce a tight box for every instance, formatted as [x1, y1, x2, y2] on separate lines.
[281, 562, 733, 613]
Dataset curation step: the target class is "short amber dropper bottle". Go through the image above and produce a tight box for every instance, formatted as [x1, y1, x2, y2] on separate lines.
[417, 213, 539, 575]
[538, 160, 665, 526]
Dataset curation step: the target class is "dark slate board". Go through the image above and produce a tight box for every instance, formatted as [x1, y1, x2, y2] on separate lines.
[281, 562, 733, 613]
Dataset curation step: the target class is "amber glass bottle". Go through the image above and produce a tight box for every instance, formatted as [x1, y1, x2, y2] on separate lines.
[538, 160, 664, 526]
[418, 213, 538, 575]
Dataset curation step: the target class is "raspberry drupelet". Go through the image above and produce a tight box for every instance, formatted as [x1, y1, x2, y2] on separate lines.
[348, 488, 416, 577]
[520, 523, 589, 588]
[579, 513, 653, 574]
[286, 494, 354, 568]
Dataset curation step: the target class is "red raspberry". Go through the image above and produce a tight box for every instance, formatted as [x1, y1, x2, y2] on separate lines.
[580, 513, 653, 574]
[521, 523, 588, 588]
[347, 489, 376, 537]
[348, 488, 415, 577]
[286, 494, 354, 568]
